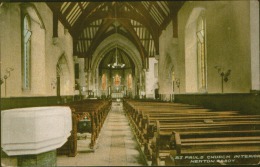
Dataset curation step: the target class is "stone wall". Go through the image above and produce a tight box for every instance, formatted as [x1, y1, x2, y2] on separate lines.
[158, 22, 177, 100]
[177, 1, 253, 93]
[158, 1, 256, 96]
[0, 2, 75, 98]
[145, 57, 158, 99]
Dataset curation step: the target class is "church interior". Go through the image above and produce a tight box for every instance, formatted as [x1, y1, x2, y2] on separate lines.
[1, 0, 260, 166]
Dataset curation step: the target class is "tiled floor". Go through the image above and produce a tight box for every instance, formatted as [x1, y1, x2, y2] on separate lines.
[57, 101, 147, 166]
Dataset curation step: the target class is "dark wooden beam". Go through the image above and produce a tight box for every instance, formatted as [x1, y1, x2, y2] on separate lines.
[126, 2, 159, 28]
[46, 2, 62, 11]
[73, 39, 78, 55]
[119, 19, 147, 68]
[80, 10, 157, 40]
[172, 12, 178, 38]
[47, 3, 62, 38]
[83, 19, 114, 58]
[72, 2, 104, 38]
[62, 2, 75, 17]
[89, 10, 150, 29]
[69, 1, 159, 55]
[151, 1, 167, 18]
[53, 9, 59, 37]
[119, 29, 147, 58]
[125, 2, 160, 54]
[160, 1, 185, 37]
[76, 24, 147, 70]
[47, 2, 74, 35]
[81, 11, 111, 27]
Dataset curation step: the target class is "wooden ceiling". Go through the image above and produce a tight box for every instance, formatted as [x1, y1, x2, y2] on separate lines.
[47, 1, 185, 64]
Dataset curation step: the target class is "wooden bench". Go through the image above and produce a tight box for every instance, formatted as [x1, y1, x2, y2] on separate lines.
[57, 99, 112, 157]
[152, 119, 260, 165]
[166, 130, 260, 165]
[127, 105, 239, 147]
[123, 99, 260, 166]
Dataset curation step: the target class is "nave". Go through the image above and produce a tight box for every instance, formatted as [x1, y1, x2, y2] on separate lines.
[2, 98, 260, 166]
[57, 101, 146, 166]
[1, 1, 260, 166]
[1, 101, 147, 167]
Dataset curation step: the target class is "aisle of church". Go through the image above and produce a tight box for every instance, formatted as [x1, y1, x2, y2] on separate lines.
[57, 101, 147, 166]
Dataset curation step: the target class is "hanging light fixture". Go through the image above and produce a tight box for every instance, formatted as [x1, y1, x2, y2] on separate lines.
[107, 44, 125, 68]
[107, 2, 125, 69]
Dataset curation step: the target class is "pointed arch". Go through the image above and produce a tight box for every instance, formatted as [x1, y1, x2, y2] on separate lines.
[22, 14, 32, 90]
[21, 3, 46, 92]
[57, 54, 71, 95]
[184, 7, 207, 93]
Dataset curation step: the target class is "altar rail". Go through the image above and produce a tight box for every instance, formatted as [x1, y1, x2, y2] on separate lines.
[111, 93, 123, 99]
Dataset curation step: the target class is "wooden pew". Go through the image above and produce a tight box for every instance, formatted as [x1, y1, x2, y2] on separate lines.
[166, 130, 260, 166]
[123, 100, 221, 158]
[57, 99, 112, 156]
[130, 107, 239, 147]
[152, 119, 260, 165]
[123, 99, 260, 166]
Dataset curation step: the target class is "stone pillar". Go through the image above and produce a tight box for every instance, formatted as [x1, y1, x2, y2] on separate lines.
[87, 70, 91, 97]
[141, 69, 146, 99]
[145, 57, 158, 99]
[95, 68, 99, 97]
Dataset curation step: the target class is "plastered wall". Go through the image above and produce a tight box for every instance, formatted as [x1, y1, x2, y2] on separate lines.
[0, 3, 75, 97]
[145, 57, 158, 99]
[158, 22, 178, 100]
[178, 1, 253, 93]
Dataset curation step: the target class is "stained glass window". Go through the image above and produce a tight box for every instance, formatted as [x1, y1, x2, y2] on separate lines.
[102, 74, 106, 90]
[114, 74, 121, 86]
[127, 74, 132, 89]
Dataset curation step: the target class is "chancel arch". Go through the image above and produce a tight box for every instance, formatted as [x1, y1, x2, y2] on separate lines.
[90, 33, 142, 98]
[98, 46, 135, 97]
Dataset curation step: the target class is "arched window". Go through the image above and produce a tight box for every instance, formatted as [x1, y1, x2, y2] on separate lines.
[185, 8, 206, 93]
[171, 71, 175, 92]
[196, 14, 207, 91]
[114, 74, 121, 86]
[23, 15, 31, 90]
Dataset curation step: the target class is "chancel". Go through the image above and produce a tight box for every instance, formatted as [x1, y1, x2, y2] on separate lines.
[1, 1, 260, 167]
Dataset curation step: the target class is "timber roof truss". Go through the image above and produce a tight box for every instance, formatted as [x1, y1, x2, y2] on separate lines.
[47, 1, 185, 67]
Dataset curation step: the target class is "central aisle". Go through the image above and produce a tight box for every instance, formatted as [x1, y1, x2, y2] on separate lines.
[57, 101, 147, 166]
